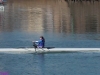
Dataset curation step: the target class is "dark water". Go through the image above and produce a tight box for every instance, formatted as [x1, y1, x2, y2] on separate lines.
[0, 0, 100, 75]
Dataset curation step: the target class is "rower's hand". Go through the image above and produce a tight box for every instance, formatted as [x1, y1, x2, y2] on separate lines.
[32, 41, 35, 42]
[32, 41, 38, 42]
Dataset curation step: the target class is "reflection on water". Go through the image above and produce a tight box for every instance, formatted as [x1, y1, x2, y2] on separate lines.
[33, 54, 45, 75]
[69, 1, 100, 34]
[0, 0, 100, 48]
[0, 0, 100, 34]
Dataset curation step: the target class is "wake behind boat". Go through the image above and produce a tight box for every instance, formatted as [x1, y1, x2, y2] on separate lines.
[0, 48, 100, 54]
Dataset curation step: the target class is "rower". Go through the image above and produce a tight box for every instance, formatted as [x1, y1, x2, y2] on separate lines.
[32, 36, 45, 49]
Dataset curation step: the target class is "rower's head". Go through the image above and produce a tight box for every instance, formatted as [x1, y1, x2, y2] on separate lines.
[40, 36, 43, 39]
[40, 36, 45, 41]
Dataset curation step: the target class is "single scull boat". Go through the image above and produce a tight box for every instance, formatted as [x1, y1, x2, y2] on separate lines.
[0, 48, 100, 54]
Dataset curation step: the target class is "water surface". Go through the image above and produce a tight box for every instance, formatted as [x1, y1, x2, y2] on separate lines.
[0, 52, 100, 75]
[0, 0, 100, 48]
[0, 0, 100, 75]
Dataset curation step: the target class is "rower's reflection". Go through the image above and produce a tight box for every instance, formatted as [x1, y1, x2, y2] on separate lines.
[33, 54, 45, 75]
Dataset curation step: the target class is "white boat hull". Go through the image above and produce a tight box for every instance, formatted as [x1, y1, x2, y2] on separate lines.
[0, 48, 100, 54]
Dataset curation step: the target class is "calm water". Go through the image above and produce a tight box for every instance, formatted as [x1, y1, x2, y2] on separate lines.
[0, 0, 100, 75]
[0, 52, 100, 75]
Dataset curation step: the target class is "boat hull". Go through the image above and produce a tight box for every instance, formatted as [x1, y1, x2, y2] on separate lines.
[0, 48, 100, 54]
